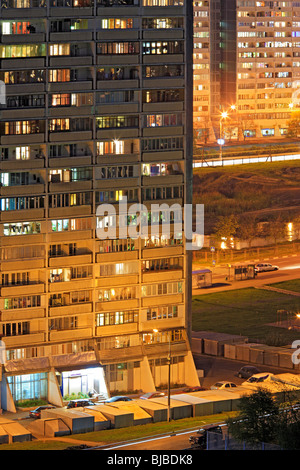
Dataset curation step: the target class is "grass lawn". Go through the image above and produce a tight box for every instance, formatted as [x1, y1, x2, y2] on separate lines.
[192, 287, 300, 346]
[267, 279, 300, 293]
[0, 412, 237, 450]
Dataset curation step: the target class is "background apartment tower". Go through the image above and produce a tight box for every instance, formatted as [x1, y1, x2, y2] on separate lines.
[0, 0, 198, 410]
[193, 0, 300, 143]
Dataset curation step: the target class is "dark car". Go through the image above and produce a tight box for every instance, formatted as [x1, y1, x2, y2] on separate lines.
[237, 365, 260, 379]
[139, 392, 165, 400]
[181, 386, 207, 393]
[172, 386, 206, 395]
[29, 405, 55, 418]
[66, 399, 95, 409]
[189, 425, 224, 449]
[105, 396, 133, 403]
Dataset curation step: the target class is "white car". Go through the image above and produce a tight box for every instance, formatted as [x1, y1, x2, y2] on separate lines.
[243, 372, 274, 386]
[255, 263, 279, 273]
[210, 381, 237, 390]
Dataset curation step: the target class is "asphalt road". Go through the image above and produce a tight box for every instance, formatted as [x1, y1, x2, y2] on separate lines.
[193, 253, 300, 295]
[102, 429, 199, 451]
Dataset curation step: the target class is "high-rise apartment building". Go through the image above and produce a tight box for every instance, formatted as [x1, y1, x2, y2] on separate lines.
[193, 0, 299, 142]
[0, 0, 198, 410]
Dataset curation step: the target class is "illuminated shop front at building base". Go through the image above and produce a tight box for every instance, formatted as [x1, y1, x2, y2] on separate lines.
[59, 367, 108, 400]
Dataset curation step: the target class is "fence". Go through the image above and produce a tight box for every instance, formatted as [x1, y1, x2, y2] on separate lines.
[193, 241, 300, 266]
[206, 431, 282, 450]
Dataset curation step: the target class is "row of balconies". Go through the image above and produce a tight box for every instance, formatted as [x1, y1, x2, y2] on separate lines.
[0, 29, 184, 43]
[0, 5, 185, 20]
[0, 53, 184, 70]
[1, 128, 184, 146]
[0, 271, 183, 301]
[0, 102, 184, 121]
[1, 149, 184, 169]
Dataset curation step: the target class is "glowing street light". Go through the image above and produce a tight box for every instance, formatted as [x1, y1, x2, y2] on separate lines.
[219, 105, 237, 162]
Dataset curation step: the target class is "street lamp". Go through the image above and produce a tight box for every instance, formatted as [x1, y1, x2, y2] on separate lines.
[153, 328, 171, 422]
[218, 105, 237, 162]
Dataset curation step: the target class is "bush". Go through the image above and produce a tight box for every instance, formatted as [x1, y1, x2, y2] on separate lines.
[16, 399, 48, 408]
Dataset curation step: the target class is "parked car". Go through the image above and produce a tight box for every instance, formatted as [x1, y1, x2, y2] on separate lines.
[243, 372, 274, 385]
[139, 392, 165, 400]
[237, 365, 260, 379]
[29, 405, 56, 418]
[210, 381, 237, 390]
[66, 399, 95, 409]
[182, 386, 207, 393]
[172, 386, 207, 394]
[255, 263, 279, 273]
[189, 425, 224, 449]
[105, 396, 133, 403]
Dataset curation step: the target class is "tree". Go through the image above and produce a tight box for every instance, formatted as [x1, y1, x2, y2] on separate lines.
[292, 214, 300, 241]
[237, 113, 257, 141]
[266, 214, 286, 245]
[286, 110, 300, 138]
[237, 214, 260, 248]
[212, 214, 239, 244]
[227, 389, 280, 446]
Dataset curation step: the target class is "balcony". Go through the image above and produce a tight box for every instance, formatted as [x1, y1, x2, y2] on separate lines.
[94, 177, 139, 189]
[48, 302, 93, 316]
[96, 298, 139, 312]
[142, 54, 184, 65]
[96, 55, 140, 66]
[96, 79, 139, 90]
[1, 108, 45, 120]
[142, 174, 183, 186]
[142, 246, 183, 258]
[95, 322, 138, 337]
[48, 180, 92, 192]
[0, 258, 45, 271]
[49, 56, 93, 67]
[0, 283, 45, 297]
[2, 332, 46, 348]
[142, 293, 183, 308]
[49, 130, 93, 142]
[96, 251, 138, 263]
[5, 83, 45, 95]
[142, 126, 183, 137]
[1, 33, 45, 44]
[0, 183, 45, 197]
[48, 81, 93, 93]
[96, 128, 139, 140]
[48, 253, 92, 267]
[48, 105, 93, 118]
[48, 229, 93, 243]
[1, 307, 45, 322]
[1, 57, 45, 69]
[142, 269, 183, 283]
[49, 6, 93, 17]
[49, 156, 92, 167]
[1, 134, 45, 146]
[96, 274, 139, 288]
[0, 208, 45, 223]
[50, 31, 93, 42]
[143, 30, 184, 40]
[49, 278, 93, 292]
[142, 150, 183, 162]
[49, 327, 93, 342]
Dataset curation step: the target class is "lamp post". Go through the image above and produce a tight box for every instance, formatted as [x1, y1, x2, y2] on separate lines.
[218, 105, 236, 163]
[218, 111, 227, 162]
